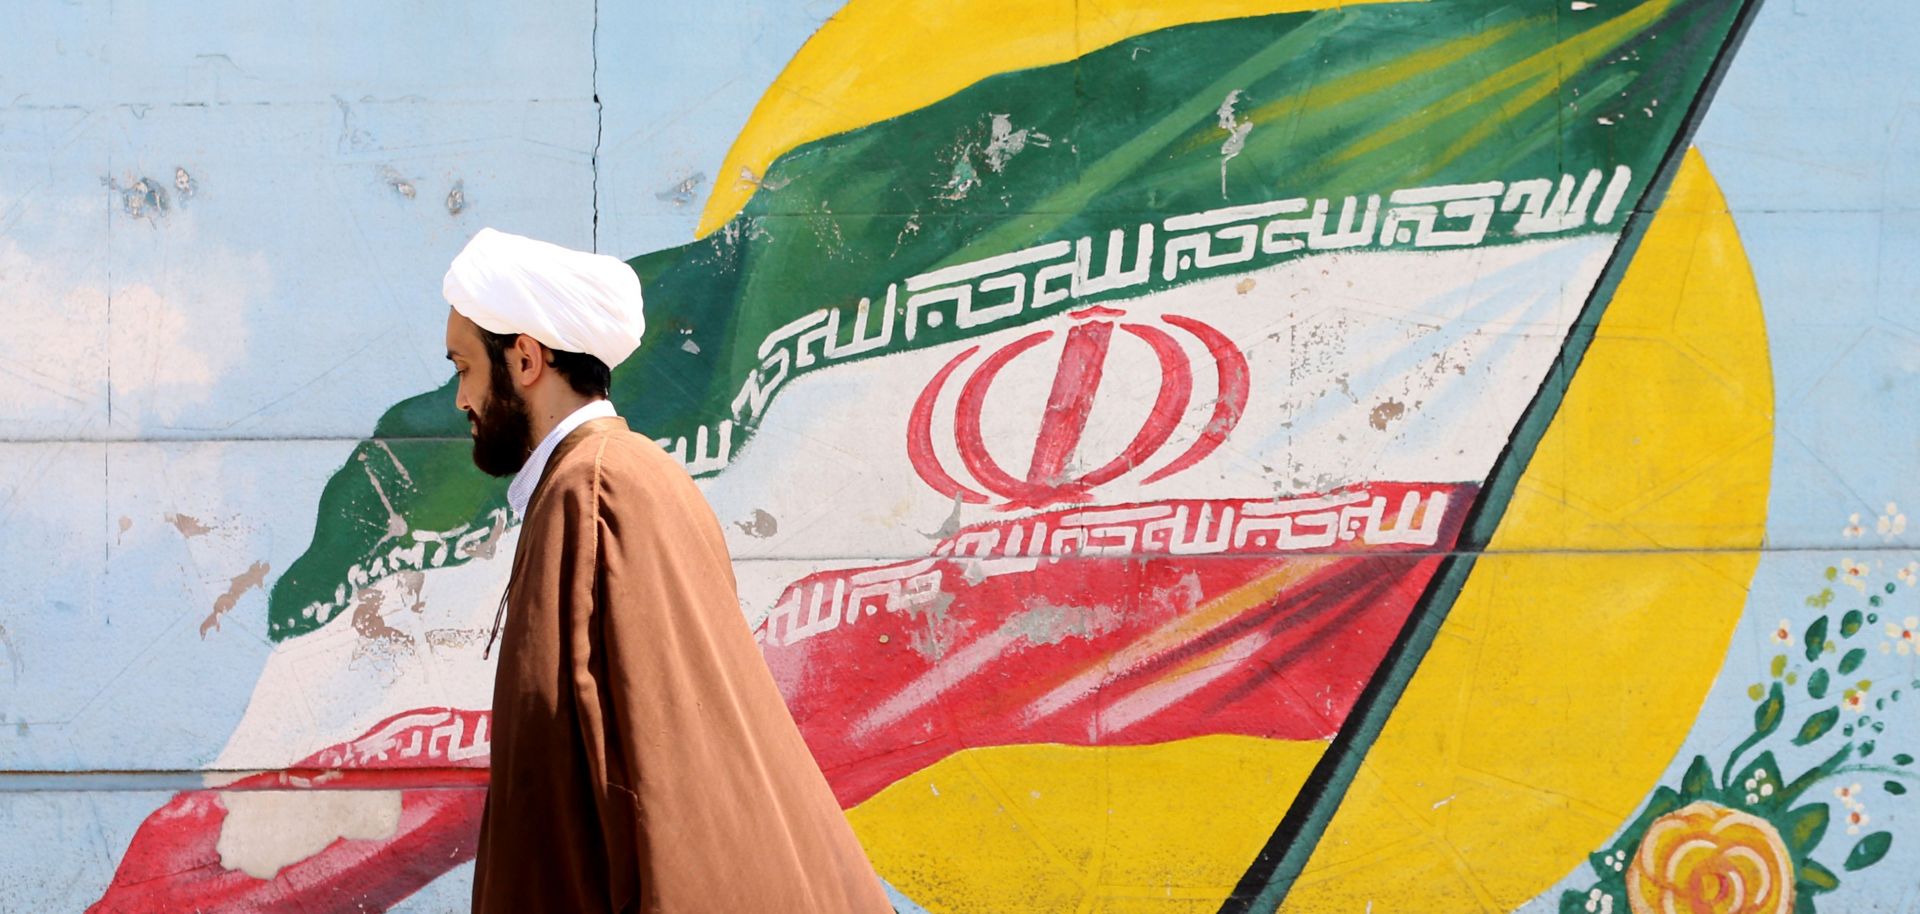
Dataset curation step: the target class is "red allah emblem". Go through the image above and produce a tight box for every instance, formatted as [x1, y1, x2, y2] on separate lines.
[908, 306, 1249, 509]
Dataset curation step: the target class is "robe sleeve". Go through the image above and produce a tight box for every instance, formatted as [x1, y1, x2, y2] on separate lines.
[555, 448, 643, 913]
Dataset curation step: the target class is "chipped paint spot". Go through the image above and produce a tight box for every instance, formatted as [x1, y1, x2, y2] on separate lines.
[215, 789, 402, 880]
[0, 622, 20, 684]
[982, 113, 1047, 173]
[736, 166, 792, 193]
[201, 561, 270, 638]
[1571, 1, 1596, 8]
[735, 509, 778, 538]
[173, 167, 197, 204]
[941, 153, 980, 201]
[117, 516, 133, 541]
[1368, 398, 1407, 431]
[459, 510, 506, 561]
[351, 588, 412, 646]
[907, 590, 962, 661]
[166, 513, 212, 538]
[655, 172, 707, 208]
[927, 492, 966, 540]
[1235, 277, 1256, 295]
[378, 165, 416, 200]
[681, 338, 701, 354]
[1216, 89, 1254, 197]
[1006, 598, 1123, 647]
[425, 628, 486, 651]
[445, 180, 467, 215]
[372, 440, 413, 488]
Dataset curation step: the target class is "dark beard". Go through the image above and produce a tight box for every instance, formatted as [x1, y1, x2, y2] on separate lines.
[468, 368, 533, 478]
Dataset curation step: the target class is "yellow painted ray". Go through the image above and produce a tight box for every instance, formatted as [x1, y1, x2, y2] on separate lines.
[697, 0, 1413, 236]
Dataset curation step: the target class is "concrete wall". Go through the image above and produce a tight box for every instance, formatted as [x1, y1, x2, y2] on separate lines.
[2, 1, 1916, 912]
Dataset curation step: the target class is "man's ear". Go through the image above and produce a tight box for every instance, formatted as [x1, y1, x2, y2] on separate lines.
[508, 334, 547, 387]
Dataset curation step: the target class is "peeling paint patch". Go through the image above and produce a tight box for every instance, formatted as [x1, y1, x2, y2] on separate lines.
[107, 175, 170, 221]
[655, 172, 707, 208]
[444, 180, 467, 215]
[734, 509, 778, 538]
[1216, 89, 1254, 197]
[215, 789, 401, 880]
[201, 561, 270, 638]
[1368, 398, 1408, 431]
[1236, 277, 1256, 295]
[117, 516, 133, 541]
[907, 590, 962, 661]
[165, 513, 212, 538]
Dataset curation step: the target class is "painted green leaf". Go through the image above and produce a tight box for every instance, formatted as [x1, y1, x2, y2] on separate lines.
[1755, 684, 1786, 737]
[1895, 753, 1914, 765]
[1844, 831, 1892, 871]
[1804, 617, 1829, 662]
[1794, 708, 1840, 746]
[1809, 668, 1830, 699]
[1771, 654, 1788, 678]
[1784, 803, 1829, 851]
[1841, 609, 1863, 637]
[1885, 780, 1908, 796]
[1839, 648, 1866, 675]
[1643, 786, 1684, 824]
[1682, 756, 1714, 799]
[1888, 582, 1898, 594]
[1799, 858, 1841, 893]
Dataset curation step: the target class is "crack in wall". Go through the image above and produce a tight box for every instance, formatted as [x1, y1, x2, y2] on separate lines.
[591, 0, 603, 251]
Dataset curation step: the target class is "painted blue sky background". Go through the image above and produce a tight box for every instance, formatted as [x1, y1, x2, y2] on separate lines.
[0, 0, 1916, 909]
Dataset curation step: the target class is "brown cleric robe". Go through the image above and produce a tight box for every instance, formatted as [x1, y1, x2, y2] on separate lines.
[473, 416, 893, 914]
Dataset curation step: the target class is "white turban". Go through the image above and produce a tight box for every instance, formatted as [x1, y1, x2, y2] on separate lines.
[442, 227, 646, 370]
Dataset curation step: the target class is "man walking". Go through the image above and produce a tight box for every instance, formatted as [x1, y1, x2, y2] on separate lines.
[441, 228, 893, 913]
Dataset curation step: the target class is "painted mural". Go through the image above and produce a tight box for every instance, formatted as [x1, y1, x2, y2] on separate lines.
[6, 0, 1916, 912]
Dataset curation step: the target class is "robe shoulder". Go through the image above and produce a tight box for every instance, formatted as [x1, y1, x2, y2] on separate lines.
[529, 423, 704, 524]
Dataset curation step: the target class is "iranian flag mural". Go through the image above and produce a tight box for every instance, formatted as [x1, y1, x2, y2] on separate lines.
[91, 0, 1758, 911]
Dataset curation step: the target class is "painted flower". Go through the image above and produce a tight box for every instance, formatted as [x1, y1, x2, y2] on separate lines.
[1841, 558, 1871, 591]
[1846, 805, 1870, 835]
[1900, 563, 1919, 587]
[1626, 801, 1794, 914]
[1879, 502, 1906, 538]
[1844, 513, 1866, 538]
[1835, 783, 1864, 809]
[1885, 617, 1918, 655]
[1842, 688, 1869, 712]
[1769, 619, 1793, 646]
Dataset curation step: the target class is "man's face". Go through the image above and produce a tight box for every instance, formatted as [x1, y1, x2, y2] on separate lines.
[445, 309, 534, 478]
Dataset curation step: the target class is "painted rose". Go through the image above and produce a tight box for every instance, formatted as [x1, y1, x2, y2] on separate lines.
[1626, 801, 1794, 914]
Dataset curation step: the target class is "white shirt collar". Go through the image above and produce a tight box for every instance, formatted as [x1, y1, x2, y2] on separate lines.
[507, 399, 619, 517]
